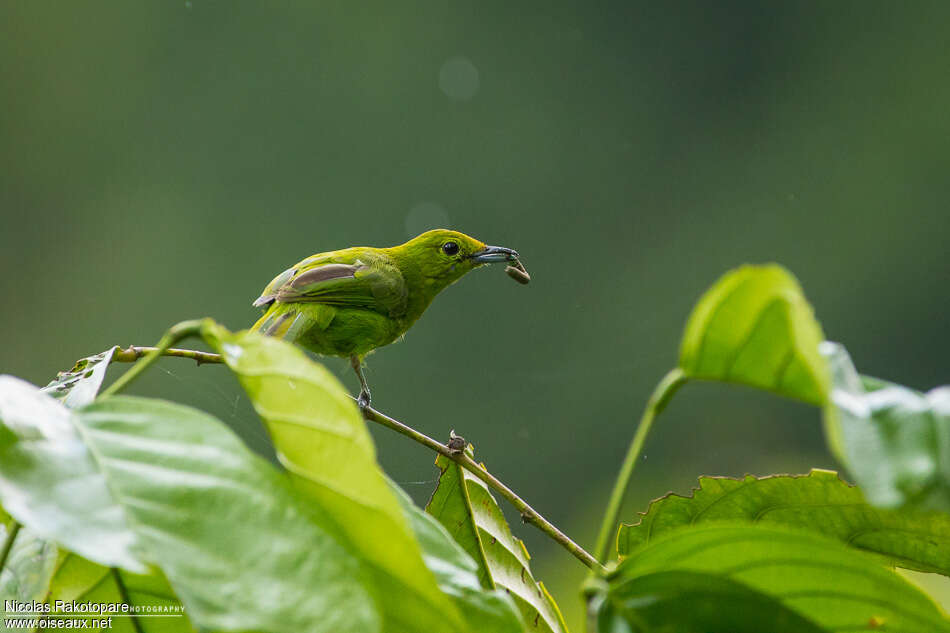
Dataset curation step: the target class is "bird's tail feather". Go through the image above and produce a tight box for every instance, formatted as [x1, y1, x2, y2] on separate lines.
[252, 309, 313, 343]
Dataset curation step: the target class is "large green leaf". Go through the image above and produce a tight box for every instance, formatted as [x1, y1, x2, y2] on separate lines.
[0, 524, 58, 605]
[679, 264, 829, 405]
[601, 524, 950, 632]
[595, 570, 826, 633]
[2, 348, 118, 529]
[426, 448, 568, 633]
[41, 346, 117, 408]
[0, 527, 193, 633]
[822, 342, 950, 510]
[0, 376, 376, 633]
[2, 348, 127, 619]
[40, 553, 193, 632]
[390, 479, 525, 633]
[0, 375, 142, 570]
[202, 323, 464, 633]
[617, 469, 950, 575]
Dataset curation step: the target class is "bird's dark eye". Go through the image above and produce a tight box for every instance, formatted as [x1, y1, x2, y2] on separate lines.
[441, 241, 459, 256]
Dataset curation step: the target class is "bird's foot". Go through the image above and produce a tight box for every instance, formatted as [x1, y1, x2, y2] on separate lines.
[447, 429, 466, 454]
[357, 388, 372, 410]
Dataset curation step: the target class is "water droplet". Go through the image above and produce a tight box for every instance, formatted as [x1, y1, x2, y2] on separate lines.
[405, 202, 450, 237]
[438, 56, 480, 101]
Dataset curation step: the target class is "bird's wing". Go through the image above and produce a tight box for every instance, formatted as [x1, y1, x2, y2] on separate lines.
[253, 249, 408, 317]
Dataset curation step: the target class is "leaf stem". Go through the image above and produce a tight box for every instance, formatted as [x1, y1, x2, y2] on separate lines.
[590, 367, 687, 566]
[362, 406, 606, 573]
[0, 520, 22, 572]
[101, 320, 209, 397]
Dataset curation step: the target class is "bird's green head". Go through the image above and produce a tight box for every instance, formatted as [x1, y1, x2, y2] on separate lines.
[393, 229, 519, 294]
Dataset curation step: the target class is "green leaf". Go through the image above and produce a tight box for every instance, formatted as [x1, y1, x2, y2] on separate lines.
[0, 376, 377, 633]
[426, 448, 568, 633]
[0, 375, 142, 571]
[202, 323, 464, 633]
[41, 347, 117, 408]
[679, 264, 829, 405]
[617, 469, 950, 575]
[41, 554, 193, 633]
[0, 526, 193, 633]
[821, 342, 950, 510]
[3, 349, 190, 633]
[595, 570, 827, 633]
[602, 524, 950, 632]
[0, 348, 118, 528]
[0, 524, 58, 605]
[390, 479, 525, 633]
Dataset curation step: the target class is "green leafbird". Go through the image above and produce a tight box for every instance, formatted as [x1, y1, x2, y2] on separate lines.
[252, 229, 521, 407]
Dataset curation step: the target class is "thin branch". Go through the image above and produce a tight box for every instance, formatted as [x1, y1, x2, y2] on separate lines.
[363, 406, 606, 573]
[101, 320, 208, 397]
[100, 340, 605, 573]
[113, 345, 222, 366]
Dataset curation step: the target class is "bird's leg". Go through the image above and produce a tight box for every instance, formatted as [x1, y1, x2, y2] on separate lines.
[350, 355, 372, 409]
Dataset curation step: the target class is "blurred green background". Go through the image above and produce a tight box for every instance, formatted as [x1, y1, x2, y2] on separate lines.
[3, 1, 949, 627]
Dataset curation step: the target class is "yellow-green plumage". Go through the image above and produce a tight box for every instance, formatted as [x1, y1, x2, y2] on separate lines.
[251, 229, 519, 405]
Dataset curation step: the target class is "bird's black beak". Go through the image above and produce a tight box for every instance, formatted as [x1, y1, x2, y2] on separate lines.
[470, 245, 519, 264]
